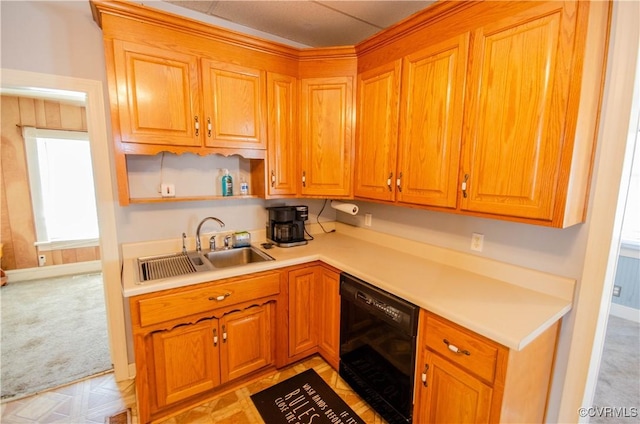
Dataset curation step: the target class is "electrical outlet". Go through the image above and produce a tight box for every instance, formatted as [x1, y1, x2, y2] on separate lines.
[470, 233, 484, 252]
[160, 183, 175, 197]
[612, 285, 622, 297]
[38, 254, 46, 267]
[364, 213, 372, 227]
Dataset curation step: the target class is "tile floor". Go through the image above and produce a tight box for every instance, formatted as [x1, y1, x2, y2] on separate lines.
[0, 356, 388, 423]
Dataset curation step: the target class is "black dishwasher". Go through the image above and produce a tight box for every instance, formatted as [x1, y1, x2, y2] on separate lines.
[339, 272, 419, 424]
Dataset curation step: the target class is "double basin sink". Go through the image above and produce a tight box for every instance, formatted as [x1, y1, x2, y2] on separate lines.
[137, 246, 274, 282]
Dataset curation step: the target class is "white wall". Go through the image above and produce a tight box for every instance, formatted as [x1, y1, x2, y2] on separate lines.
[2, 1, 637, 421]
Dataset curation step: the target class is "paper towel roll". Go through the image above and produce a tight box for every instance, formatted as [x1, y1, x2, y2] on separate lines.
[330, 201, 359, 215]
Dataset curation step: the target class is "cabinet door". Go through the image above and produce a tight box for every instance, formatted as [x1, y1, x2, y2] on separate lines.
[317, 267, 341, 368]
[461, 8, 569, 220]
[267, 72, 298, 196]
[112, 40, 201, 146]
[220, 303, 274, 383]
[202, 60, 267, 149]
[151, 319, 220, 407]
[396, 33, 468, 208]
[415, 351, 492, 424]
[288, 267, 320, 356]
[354, 60, 402, 201]
[300, 77, 354, 197]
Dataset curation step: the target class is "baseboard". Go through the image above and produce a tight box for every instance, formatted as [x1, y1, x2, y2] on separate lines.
[4, 260, 102, 282]
[609, 303, 640, 323]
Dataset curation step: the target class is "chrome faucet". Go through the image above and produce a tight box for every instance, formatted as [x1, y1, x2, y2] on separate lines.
[195, 217, 225, 252]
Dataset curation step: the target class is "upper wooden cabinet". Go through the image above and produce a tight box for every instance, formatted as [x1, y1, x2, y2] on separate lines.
[355, 0, 611, 227]
[112, 40, 201, 147]
[202, 60, 267, 150]
[266, 72, 299, 197]
[354, 34, 468, 208]
[460, 4, 577, 222]
[300, 76, 355, 197]
[354, 60, 401, 202]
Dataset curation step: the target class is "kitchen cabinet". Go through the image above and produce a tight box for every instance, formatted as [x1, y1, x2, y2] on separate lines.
[354, 34, 468, 208]
[286, 263, 341, 367]
[266, 72, 299, 197]
[129, 270, 281, 423]
[112, 40, 201, 147]
[460, 2, 590, 224]
[354, 60, 401, 202]
[413, 311, 560, 423]
[355, 0, 610, 227]
[202, 60, 267, 150]
[316, 266, 341, 369]
[300, 76, 355, 197]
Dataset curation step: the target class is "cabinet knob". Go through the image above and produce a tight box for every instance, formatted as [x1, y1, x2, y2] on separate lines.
[387, 172, 393, 192]
[222, 325, 227, 343]
[421, 364, 429, 387]
[212, 328, 218, 346]
[396, 172, 403, 192]
[443, 338, 471, 356]
[302, 171, 306, 187]
[209, 293, 231, 301]
[194, 116, 200, 136]
[271, 170, 276, 187]
[461, 174, 469, 198]
[207, 117, 212, 137]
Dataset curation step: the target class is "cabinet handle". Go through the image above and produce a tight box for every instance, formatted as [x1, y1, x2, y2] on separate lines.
[396, 172, 403, 192]
[194, 116, 200, 136]
[461, 174, 469, 198]
[271, 170, 276, 187]
[208, 293, 231, 301]
[213, 328, 218, 346]
[207, 117, 212, 137]
[302, 171, 306, 187]
[443, 339, 471, 356]
[387, 172, 393, 192]
[421, 364, 429, 387]
[222, 325, 227, 343]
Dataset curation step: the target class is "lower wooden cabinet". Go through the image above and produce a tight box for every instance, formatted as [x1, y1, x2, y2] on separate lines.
[152, 318, 220, 408]
[219, 303, 274, 383]
[286, 263, 341, 368]
[130, 271, 280, 424]
[413, 311, 559, 423]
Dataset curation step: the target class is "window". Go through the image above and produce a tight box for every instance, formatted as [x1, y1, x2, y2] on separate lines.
[23, 127, 99, 250]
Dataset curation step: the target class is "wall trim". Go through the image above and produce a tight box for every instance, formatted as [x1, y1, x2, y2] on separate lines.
[5, 261, 102, 282]
[610, 303, 640, 323]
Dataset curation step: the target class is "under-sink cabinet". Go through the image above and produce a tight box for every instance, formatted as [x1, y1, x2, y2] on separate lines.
[129, 270, 281, 424]
[413, 311, 560, 423]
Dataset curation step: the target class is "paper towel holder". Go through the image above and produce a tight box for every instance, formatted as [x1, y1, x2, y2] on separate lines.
[330, 200, 359, 215]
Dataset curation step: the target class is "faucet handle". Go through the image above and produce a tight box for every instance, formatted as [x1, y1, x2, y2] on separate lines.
[209, 235, 217, 251]
[224, 235, 232, 248]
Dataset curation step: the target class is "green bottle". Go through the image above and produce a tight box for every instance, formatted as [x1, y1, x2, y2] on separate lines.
[221, 169, 233, 196]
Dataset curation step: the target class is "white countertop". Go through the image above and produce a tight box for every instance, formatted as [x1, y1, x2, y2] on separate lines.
[121, 223, 575, 351]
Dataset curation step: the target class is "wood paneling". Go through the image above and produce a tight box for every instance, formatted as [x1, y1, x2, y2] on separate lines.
[0, 95, 93, 270]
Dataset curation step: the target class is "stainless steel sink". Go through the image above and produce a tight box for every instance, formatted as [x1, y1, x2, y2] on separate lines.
[137, 247, 273, 282]
[203, 246, 274, 268]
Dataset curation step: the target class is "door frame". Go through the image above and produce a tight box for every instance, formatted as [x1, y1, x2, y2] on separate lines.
[1, 68, 128, 381]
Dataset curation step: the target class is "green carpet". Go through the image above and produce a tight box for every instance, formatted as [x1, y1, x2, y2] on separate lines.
[0, 273, 112, 401]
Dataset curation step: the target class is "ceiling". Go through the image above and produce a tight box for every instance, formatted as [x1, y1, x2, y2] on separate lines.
[163, 1, 435, 47]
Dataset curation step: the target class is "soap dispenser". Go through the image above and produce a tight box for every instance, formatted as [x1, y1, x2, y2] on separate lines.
[221, 169, 233, 196]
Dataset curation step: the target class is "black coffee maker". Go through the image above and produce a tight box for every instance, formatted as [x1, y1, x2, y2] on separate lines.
[267, 206, 308, 247]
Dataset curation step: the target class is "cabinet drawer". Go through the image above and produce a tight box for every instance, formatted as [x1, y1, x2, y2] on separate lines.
[137, 272, 280, 327]
[424, 315, 499, 383]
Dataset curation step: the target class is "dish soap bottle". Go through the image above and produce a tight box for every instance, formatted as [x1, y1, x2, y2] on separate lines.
[221, 169, 233, 196]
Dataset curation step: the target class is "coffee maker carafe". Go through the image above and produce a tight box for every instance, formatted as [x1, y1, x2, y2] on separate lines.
[267, 206, 308, 247]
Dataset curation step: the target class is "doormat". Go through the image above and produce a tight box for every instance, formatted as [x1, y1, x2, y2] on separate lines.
[105, 408, 131, 424]
[251, 368, 365, 424]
